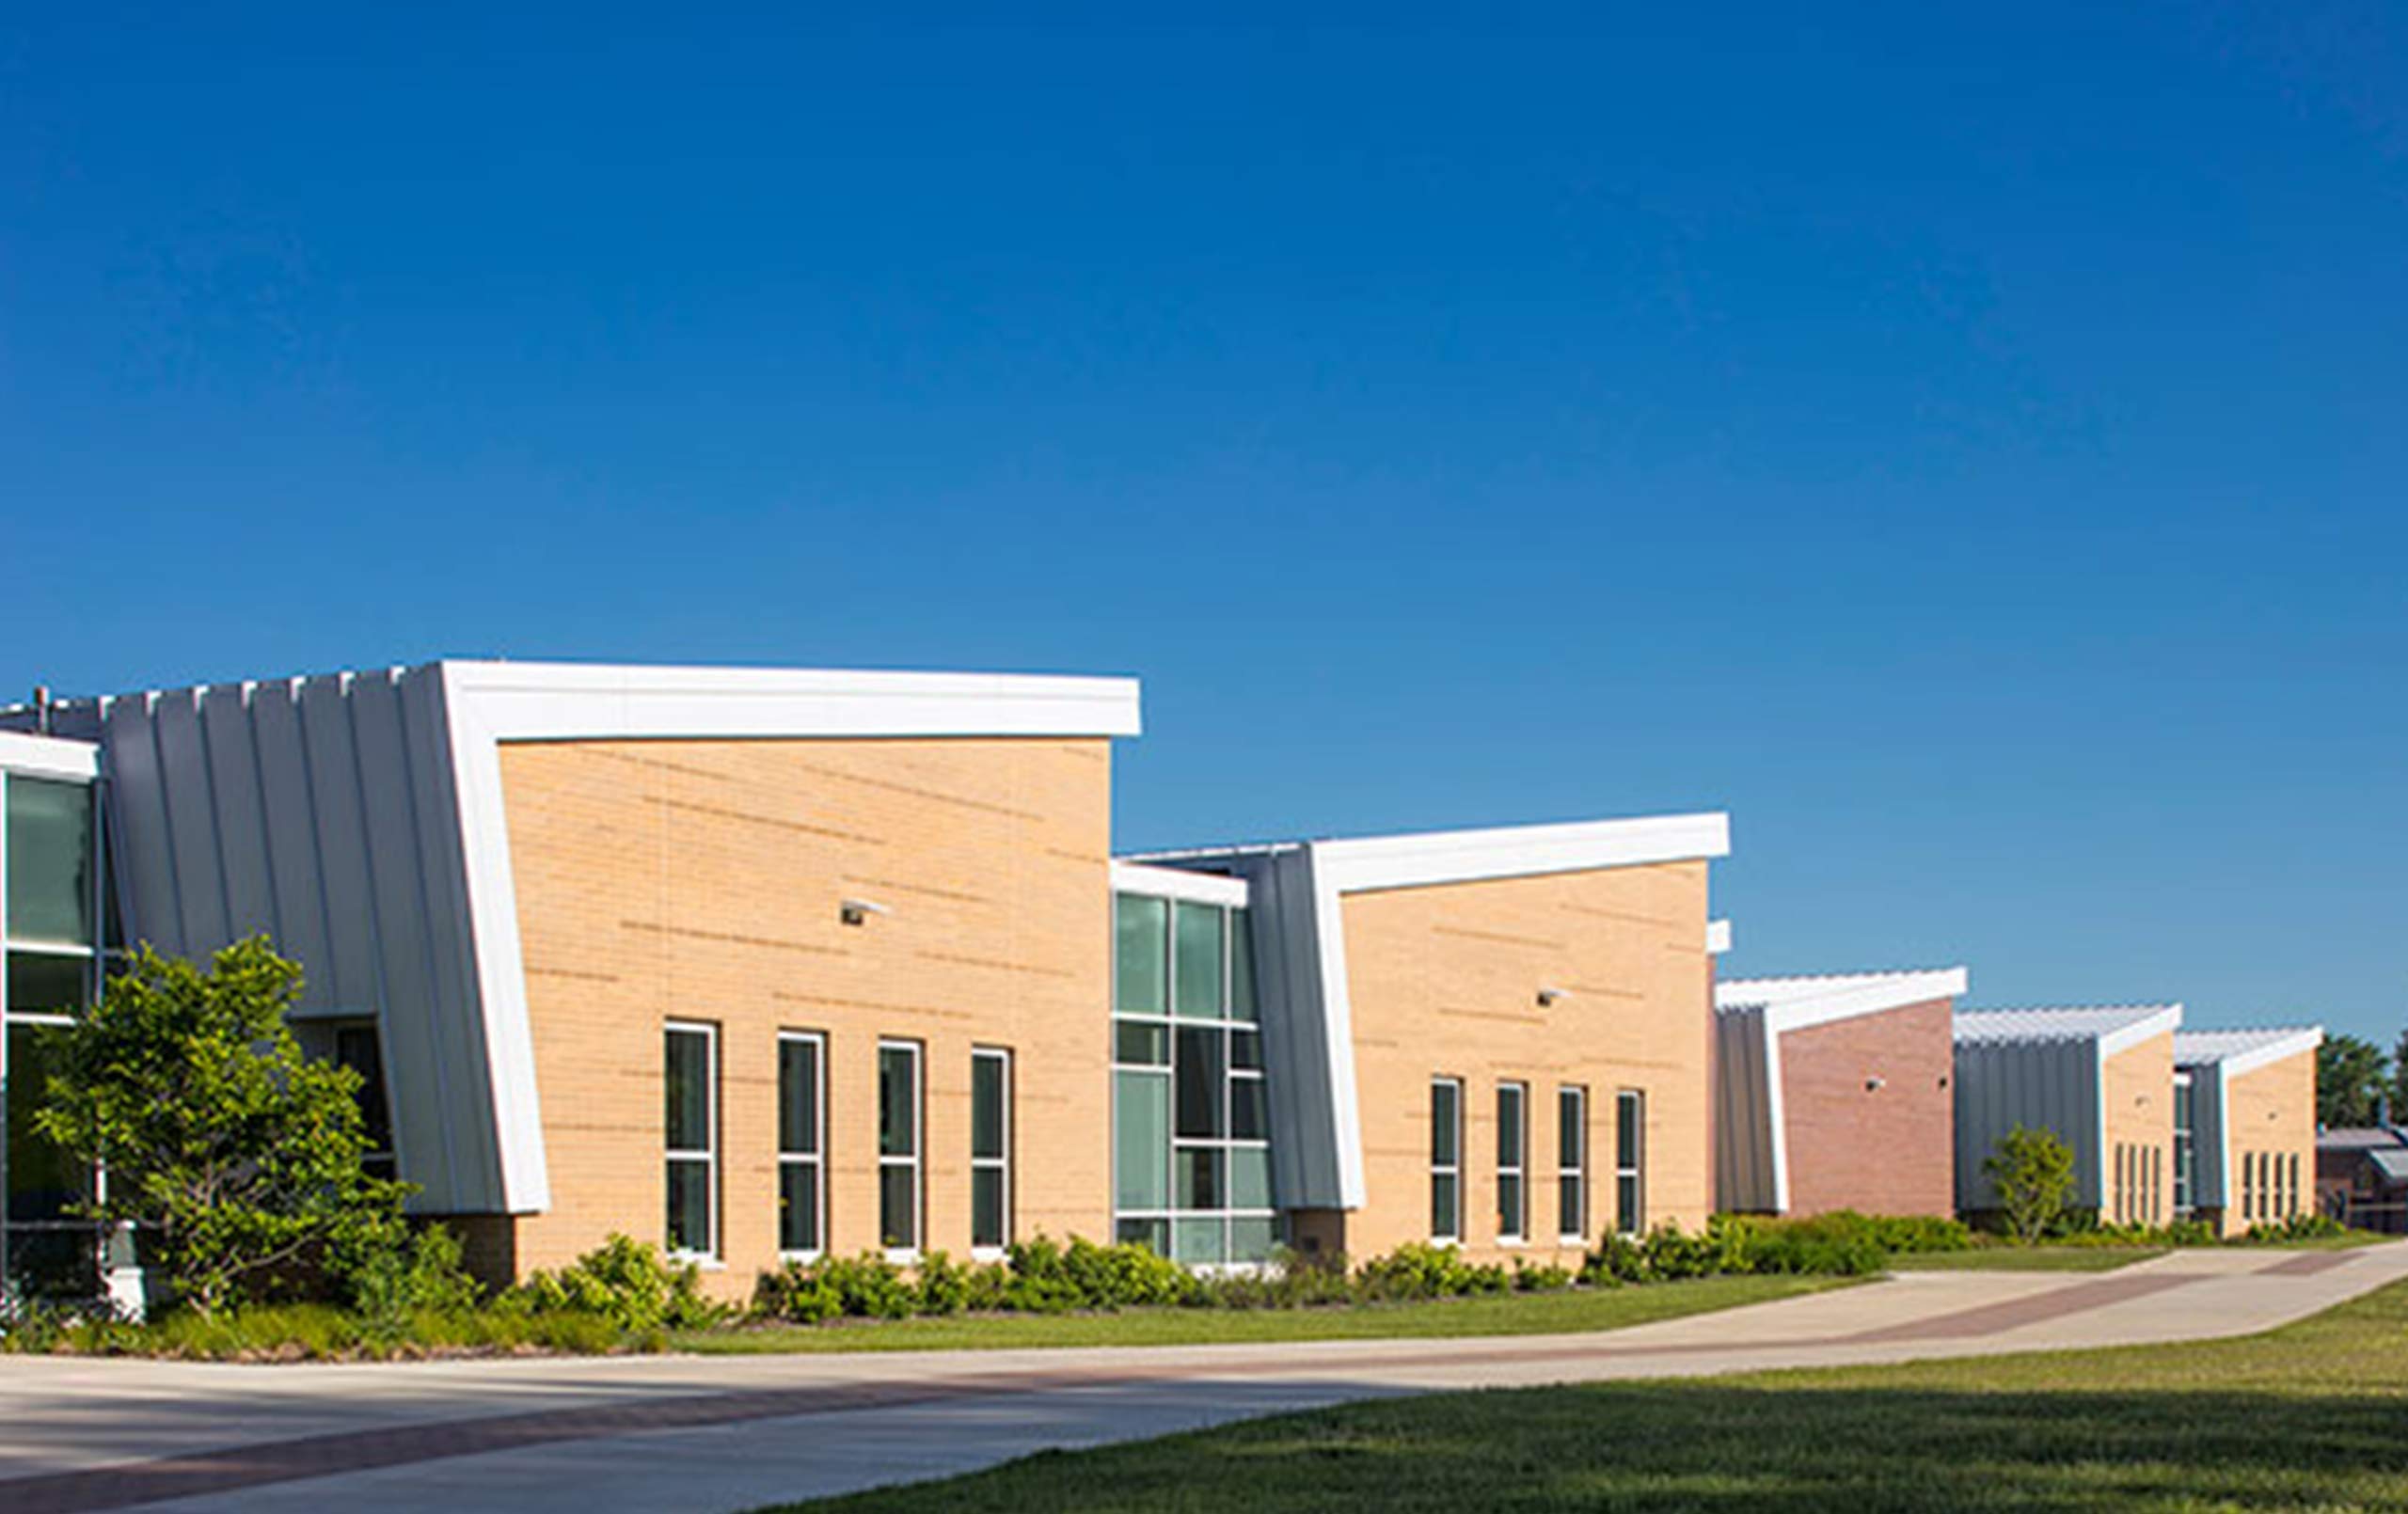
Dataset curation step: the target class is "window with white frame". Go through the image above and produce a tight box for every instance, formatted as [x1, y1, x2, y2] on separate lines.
[1615, 1089, 1646, 1236]
[1496, 1081, 1527, 1241]
[972, 1047, 1012, 1253]
[663, 1021, 718, 1257]
[777, 1031, 824, 1256]
[1430, 1077, 1463, 1242]
[3, 771, 109, 1301]
[1557, 1085, 1588, 1243]
[1111, 891, 1275, 1267]
[878, 1039, 922, 1254]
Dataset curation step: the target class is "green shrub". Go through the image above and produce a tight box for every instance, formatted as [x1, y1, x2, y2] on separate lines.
[2241, 1212, 2347, 1243]
[1513, 1261, 1576, 1292]
[1987, 1126, 2078, 1243]
[913, 1252, 984, 1316]
[346, 1224, 484, 1346]
[752, 1260, 844, 1324]
[1354, 1241, 1476, 1301]
[505, 1234, 724, 1332]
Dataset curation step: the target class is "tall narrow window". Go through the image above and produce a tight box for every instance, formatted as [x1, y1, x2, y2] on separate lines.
[878, 1040, 922, 1254]
[2288, 1153, 2301, 1218]
[1558, 1085, 1588, 1243]
[1615, 1089, 1646, 1236]
[972, 1047, 1012, 1253]
[331, 1021, 397, 1181]
[2172, 1074, 2194, 1218]
[778, 1032, 825, 1256]
[1430, 1077, 1463, 1242]
[1496, 1081, 1527, 1241]
[664, 1022, 718, 1257]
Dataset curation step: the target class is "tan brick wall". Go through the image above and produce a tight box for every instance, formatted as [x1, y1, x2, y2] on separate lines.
[496, 736, 1114, 1299]
[1333, 860, 1712, 1268]
[1777, 998, 1956, 1218]
[2215, 1049, 2317, 1237]
[2101, 1031, 2175, 1226]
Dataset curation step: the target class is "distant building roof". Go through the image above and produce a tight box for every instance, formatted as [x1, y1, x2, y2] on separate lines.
[1954, 1004, 2181, 1050]
[2319, 1128, 2408, 1152]
[2372, 1149, 2408, 1184]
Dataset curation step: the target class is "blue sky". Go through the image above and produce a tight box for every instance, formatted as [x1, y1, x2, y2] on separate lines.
[4, 7, 2402, 1040]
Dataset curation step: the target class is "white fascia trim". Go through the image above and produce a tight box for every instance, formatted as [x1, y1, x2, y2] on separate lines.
[0, 731, 101, 781]
[441, 658, 1143, 741]
[1722, 969, 1971, 1037]
[1109, 860, 1250, 908]
[2098, 1004, 2183, 1059]
[1705, 919, 1733, 956]
[1315, 812, 1731, 895]
[438, 658, 1144, 1215]
[2213, 1062, 2235, 1210]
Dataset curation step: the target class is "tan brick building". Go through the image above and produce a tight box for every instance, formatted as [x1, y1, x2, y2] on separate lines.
[1953, 1004, 2183, 1226]
[48, 660, 1732, 1295]
[1141, 814, 1730, 1269]
[1713, 969, 1966, 1218]
[2173, 1028, 2321, 1237]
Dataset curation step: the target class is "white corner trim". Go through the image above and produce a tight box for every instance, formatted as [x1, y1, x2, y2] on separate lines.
[1722, 969, 1970, 1036]
[1705, 919, 1733, 955]
[1315, 812, 1731, 894]
[1763, 1014, 1792, 1214]
[1109, 860, 1250, 908]
[442, 659, 1142, 741]
[2098, 1004, 2184, 1059]
[0, 731, 100, 781]
[1306, 847, 1369, 1209]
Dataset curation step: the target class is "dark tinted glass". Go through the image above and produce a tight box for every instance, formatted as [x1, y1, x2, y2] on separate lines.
[779, 1038, 820, 1156]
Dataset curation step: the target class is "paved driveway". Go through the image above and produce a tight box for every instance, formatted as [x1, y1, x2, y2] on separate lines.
[4, 1241, 2402, 1514]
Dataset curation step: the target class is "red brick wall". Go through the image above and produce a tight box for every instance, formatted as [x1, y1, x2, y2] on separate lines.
[1778, 997, 1955, 1218]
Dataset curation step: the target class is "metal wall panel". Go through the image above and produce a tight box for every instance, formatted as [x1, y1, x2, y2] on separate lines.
[1714, 1007, 1778, 1211]
[1228, 848, 1355, 1212]
[1954, 1037, 2102, 1211]
[94, 673, 509, 1213]
[2193, 1068, 2228, 1207]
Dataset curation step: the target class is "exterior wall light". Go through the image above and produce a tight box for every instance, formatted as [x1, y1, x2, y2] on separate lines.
[1536, 986, 1568, 1007]
[1864, 1076, 1886, 1092]
[840, 898, 893, 927]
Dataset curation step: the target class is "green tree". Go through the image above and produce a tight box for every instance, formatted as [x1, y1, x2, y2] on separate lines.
[2316, 1033, 2390, 1128]
[1984, 1125, 2077, 1244]
[2390, 1029, 2408, 1125]
[33, 938, 412, 1316]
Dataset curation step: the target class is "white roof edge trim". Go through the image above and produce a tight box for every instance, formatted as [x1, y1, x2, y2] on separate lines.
[1109, 860, 1250, 907]
[1313, 812, 1731, 894]
[2180, 1027, 2324, 1079]
[2099, 1004, 2185, 1059]
[0, 730, 101, 781]
[1721, 968, 1970, 1036]
[1705, 919, 1733, 955]
[442, 658, 1142, 741]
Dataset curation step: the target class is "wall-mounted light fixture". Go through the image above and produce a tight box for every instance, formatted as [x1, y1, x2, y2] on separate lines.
[1537, 986, 1569, 1007]
[1937, 1075, 1950, 1089]
[1864, 1075, 1886, 1092]
[840, 897, 893, 927]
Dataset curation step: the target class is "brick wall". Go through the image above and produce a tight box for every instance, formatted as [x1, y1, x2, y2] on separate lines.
[1776, 997, 1956, 1218]
[492, 735, 1114, 1298]
[2216, 1049, 2316, 1237]
[2102, 1031, 2175, 1227]
[1334, 860, 1712, 1267]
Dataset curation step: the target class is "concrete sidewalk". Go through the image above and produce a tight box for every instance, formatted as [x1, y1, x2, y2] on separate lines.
[3, 1240, 2401, 1514]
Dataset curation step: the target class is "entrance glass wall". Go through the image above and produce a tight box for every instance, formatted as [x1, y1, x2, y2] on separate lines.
[1111, 891, 1275, 1266]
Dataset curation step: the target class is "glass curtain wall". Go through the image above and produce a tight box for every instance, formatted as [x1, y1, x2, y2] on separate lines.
[2, 772, 107, 1301]
[1111, 892, 1275, 1266]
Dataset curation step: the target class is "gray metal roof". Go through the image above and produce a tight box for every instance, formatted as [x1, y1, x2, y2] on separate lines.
[2174, 1027, 2320, 1065]
[1954, 1004, 2178, 1046]
[2371, 1149, 2408, 1184]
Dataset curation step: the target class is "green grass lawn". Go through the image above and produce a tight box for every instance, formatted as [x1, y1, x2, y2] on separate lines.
[1884, 1246, 2164, 1272]
[768, 1275, 2408, 1512]
[673, 1273, 1854, 1355]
